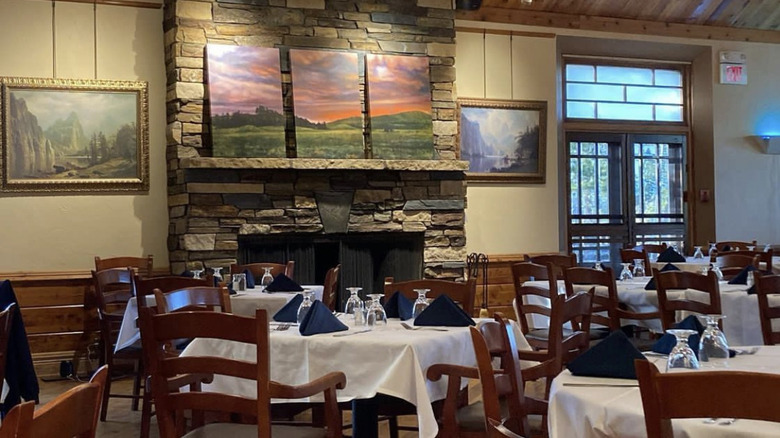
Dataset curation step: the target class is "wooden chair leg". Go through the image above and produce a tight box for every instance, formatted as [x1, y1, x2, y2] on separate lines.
[100, 369, 112, 421]
[131, 361, 143, 411]
[388, 416, 399, 438]
[141, 387, 152, 438]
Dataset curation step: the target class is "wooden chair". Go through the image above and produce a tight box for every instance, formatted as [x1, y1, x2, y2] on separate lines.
[153, 286, 232, 314]
[715, 253, 760, 280]
[138, 307, 346, 437]
[91, 268, 144, 421]
[95, 255, 154, 277]
[723, 249, 774, 273]
[630, 243, 667, 261]
[523, 253, 577, 277]
[715, 240, 757, 253]
[564, 266, 660, 333]
[754, 272, 780, 345]
[230, 261, 295, 282]
[488, 418, 525, 438]
[0, 401, 33, 438]
[0, 303, 15, 392]
[384, 278, 477, 316]
[427, 313, 539, 438]
[15, 365, 108, 438]
[510, 262, 558, 350]
[323, 264, 341, 312]
[635, 360, 780, 438]
[620, 248, 651, 275]
[653, 270, 721, 331]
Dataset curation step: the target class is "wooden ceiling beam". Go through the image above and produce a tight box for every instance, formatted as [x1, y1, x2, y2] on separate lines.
[456, 6, 780, 44]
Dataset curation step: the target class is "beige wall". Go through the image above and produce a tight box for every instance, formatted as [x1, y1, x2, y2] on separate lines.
[0, 0, 168, 272]
[458, 20, 780, 255]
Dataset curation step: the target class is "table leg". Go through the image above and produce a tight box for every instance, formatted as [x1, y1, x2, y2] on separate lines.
[351, 397, 378, 438]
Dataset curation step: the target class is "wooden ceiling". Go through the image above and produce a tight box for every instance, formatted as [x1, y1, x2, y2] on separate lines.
[458, 0, 780, 43]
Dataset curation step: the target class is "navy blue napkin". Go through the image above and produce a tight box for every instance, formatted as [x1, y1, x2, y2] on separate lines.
[244, 269, 255, 289]
[747, 285, 757, 294]
[299, 300, 348, 336]
[728, 265, 756, 285]
[567, 330, 647, 379]
[645, 263, 680, 290]
[384, 291, 414, 320]
[652, 315, 705, 357]
[414, 295, 475, 327]
[657, 247, 686, 263]
[272, 294, 303, 322]
[722, 244, 732, 252]
[265, 274, 303, 292]
[0, 280, 40, 415]
[180, 270, 194, 278]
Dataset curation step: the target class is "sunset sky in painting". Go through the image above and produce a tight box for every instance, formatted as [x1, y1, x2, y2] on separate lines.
[206, 44, 282, 116]
[290, 49, 361, 123]
[367, 54, 431, 117]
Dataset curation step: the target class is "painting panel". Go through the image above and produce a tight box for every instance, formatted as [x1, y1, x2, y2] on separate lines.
[206, 44, 285, 158]
[1, 77, 149, 193]
[290, 49, 363, 159]
[458, 98, 547, 183]
[367, 54, 434, 160]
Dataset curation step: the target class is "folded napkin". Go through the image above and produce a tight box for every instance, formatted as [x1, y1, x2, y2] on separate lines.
[384, 291, 414, 320]
[657, 247, 686, 263]
[245, 269, 255, 289]
[722, 244, 732, 252]
[728, 265, 756, 285]
[644, 263, 680, 290]
[180, 270, 194, 278]
[299, 300, 348, 336]
[651, 315, 704, 357]
[272, 294, 303, 322]
[567, 330, 647, 379]
[414, 294, 475, 327]
[265, 274, 303, 292]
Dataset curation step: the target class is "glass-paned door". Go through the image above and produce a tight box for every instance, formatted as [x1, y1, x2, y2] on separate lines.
[567, 132, 686, 270]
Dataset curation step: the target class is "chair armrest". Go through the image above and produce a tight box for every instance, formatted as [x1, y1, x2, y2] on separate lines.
[269, 371, 346, 399]
[168, 373, 214, 390]
[426, 363, 479, 382]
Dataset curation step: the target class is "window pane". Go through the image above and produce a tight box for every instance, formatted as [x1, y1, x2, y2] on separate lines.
[642, 143, 657, 157]
[655, 69, 682, 86]
[597, 143, 608, 156]
[570, 158, 580, 215]
[626, 86, 682, 104]
[567, 83, 624, 102]
[581, 142, 596, 155]
[570, 142, 579, 155]
[567, 101, 595, 119]
[598, 158, 609, 215]
[597, 66, 653, 85]
[597, 103, 653, 120]
[655, 105, 683, 122]
[581, 158, 596, 216]
[566, 64, 595, 82]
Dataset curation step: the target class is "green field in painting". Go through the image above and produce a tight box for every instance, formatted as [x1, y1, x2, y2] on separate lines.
[295, 119, 365, 159]
[372, 129, 435, 159]
[212, 125, 286, 158]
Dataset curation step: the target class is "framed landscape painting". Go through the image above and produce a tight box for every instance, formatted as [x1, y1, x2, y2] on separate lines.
[290, 49, 363, 159]
[206, 44, 285, 158]
[1, 77, 149, 193]
[366, 54, 434, 159]
[458, 98, 547, 183]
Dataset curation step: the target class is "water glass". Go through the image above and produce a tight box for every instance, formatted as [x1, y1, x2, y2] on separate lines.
[260, 267, 274, 291]
[698, 315, 729, 368]
[365, 294, 387, 328]
[296, 290, 313, 324]
[212, 267, 223, 284]
[353, 301, 366, 326]
[632, 259, 645, 277]
[232, 273, 247, 292]
[711, 264, 724, 281]
[344, 287, 363, 315]
[412, 289, 430, 319]
[692, 246, 704, 259]
[191, 269, 204, 279]
[619, 263, 633, 281]
[708, 243, 717, 258]
[666, 329, 700, 371]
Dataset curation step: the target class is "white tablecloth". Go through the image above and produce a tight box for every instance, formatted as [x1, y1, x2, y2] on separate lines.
[653, 255, 780, 273]
[115, 286, 323, 352]
[181, 318, 478, 438]
[549, 347, 780, 437]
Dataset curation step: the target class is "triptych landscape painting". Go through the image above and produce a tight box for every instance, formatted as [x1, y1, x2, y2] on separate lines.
[1, 77, 149, 193]
[367, 54, 433, 160]
[206, 44, 285, 158]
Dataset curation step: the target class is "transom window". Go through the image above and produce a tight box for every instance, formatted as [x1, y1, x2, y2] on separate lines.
[565, 63, 684, 122]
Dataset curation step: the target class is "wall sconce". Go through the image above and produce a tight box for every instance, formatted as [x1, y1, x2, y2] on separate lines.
[756, 135, 780, 154]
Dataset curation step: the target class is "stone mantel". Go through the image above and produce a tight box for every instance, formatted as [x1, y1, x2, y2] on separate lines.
[179, 157, 470, 172]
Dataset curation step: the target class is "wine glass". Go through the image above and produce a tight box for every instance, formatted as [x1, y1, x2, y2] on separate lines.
[711, 264, 724, 281]
[692, 246, 704, 259]
[412, 289, 430, 319]
[708, 243, 717, 258]
[632, 259, 645, 277]
[212, 267, 223, 284]
[344, 287, 363, 315]
[666, 329, 700, 371]
[365, 294, 387, 328]
[747, 245, 756, 252]
[698, 315, 729, 368]
[619, 263, 633, 281]
[191, 269, 204, 279]
[260, 267, 274, 291]
[296, 290, 313, 324]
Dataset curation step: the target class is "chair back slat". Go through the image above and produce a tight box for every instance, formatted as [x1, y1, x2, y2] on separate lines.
[154, 286, 232, 314]
[754, 273, 780, 345]
[95, 255, 154, 278]
[163, 356, 258, 382]
[523, 254, 576, 278]
[653, 270, 721, 330]
[133, 275, 210, 306]
[563, 267, 618, 331]
[511, 262, 556, 341]
[384, 278, 477, 316]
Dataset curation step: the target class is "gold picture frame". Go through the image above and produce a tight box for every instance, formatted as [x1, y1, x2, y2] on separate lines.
[1, 77, 149, 193]
[458, 98, 547, 183]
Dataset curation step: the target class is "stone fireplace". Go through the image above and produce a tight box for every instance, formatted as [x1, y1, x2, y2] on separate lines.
[163, 0, 467, 300]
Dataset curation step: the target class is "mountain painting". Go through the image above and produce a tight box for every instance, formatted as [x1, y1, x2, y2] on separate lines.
[290, 49, 363, 158]
[367, 54, 434, 160]
[206, 44, 285, 158]
[2, 77, 149, 192]
[459, 99, 547, 183]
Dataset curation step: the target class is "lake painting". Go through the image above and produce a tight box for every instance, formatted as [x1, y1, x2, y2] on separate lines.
[366, 54, 434, 159]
